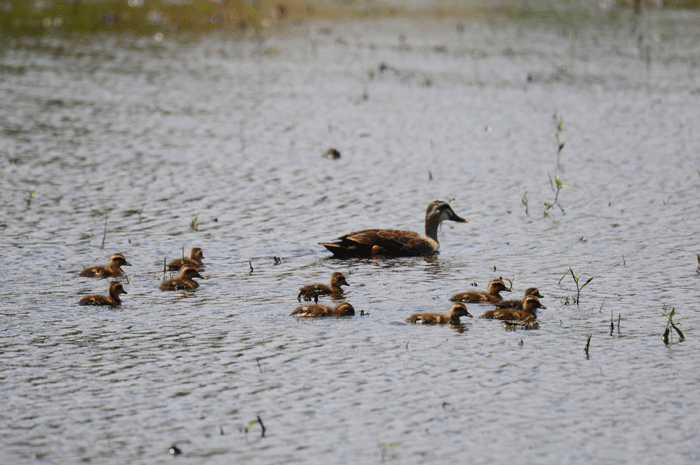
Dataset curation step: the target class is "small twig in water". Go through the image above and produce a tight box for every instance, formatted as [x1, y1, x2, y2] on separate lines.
[522, 192, 529, 216]
[256, 358, 264, 373]
[618, 314, 621, 334]
[599, 297, 606, 313]
[249, 261, 254, 274]
[101, 213, 108, 249]
[257, 415, 266, 437]
[584, 334, 592, 358]
[405, 336, 411, 350]
[610, 310, 614, 336]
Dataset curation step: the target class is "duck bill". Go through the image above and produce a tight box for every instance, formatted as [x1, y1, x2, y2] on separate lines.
[450, 213, 468, 223]
[124, 261, 132, 266]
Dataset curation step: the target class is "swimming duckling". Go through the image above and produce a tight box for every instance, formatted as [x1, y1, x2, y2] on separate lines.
[481, 296, 546, 323]
[450, 278, 511, 303]
[291, 302, 355, 317]
[79, 281, 127, 307]
[406, 302, 472, 325]
[494, 288, 543, 309]
[80, 253, 131, 278]
[160, 266, 202, 291]
[320, 200, 468, 257]
[167, 247, 205, 271]
[298, 272, 349, 301]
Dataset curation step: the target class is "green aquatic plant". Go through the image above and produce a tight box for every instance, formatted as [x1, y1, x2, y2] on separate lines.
[26, 188, 35, 208]
[661, 306, 684, 345]
[378, 442, 401, 462]
[241, 416, 266, 437]
[557, 267, 593, 305]
[503, 273, 522, 290]
[543, 174, 570, 217]
[190, 211, 199, 231]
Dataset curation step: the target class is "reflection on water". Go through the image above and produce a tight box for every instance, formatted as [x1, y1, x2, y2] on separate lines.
[1, 6, 700, 464]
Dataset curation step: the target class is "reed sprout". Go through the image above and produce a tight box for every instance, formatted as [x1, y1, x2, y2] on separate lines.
[190, 211, 199, 231]
[557, 267, 593, 305]
[584, 334, 592, 358]
[661, 306, 684, 344]
[26, 188, 35, 208]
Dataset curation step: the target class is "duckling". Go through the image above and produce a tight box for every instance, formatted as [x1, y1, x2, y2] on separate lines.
[406, 302, 472, 325]
[79, 281, 127, 307]
[450, 278, 511, 303]
[298, 272, 349, 301]
[494, 288, 543, 309]
[167, 247, 205, 271]
[320, 200, 468, 257]
[481, 296, 546, 323]
[160, 266, 202, 291]
[291, 302, 355, 317]
[80, 253, 131, 278]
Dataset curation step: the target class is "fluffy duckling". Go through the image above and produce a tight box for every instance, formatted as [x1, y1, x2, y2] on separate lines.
[167, 247, 205, 271]
[406, 302, 472, 325]
[450, 278, 511, 303]
[494, 288, 543, 309]
[79, 281, 127, 307]
[297, 272, 349, 301]
[160, 266, 202, 291]
[80, 253, 131, 278]
[320, 200, 468, 257]
[291, 302, 355, 317]
[481, 296, 546, 323]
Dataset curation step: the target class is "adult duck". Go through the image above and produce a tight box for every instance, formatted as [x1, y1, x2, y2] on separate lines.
[450, 278, 511, 303]
[80, 253, 131, 278]
[406, 302, 472, 325]
[291, 302, 355, 317]
[319, 200, 468, 257]
[79, 281, 127, 307]
[481, 296, 546, 323]
[297, 272, 349, 301]
[494, 287, 543, 309]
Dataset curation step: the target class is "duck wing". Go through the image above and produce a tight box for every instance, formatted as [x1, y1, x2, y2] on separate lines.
[320, 229, 432, 257]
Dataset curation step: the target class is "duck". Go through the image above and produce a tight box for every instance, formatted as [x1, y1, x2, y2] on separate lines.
[160, 266, 202, 291]
[297, 272, 350, 301]
[80, 253, 131, 278]
[406, 302, 472, 325]
[79, 280, 127, 307]
[494, 287, 543, 309]
[450, 278, 511, 303]
[481, 296, 546, 323]
[319, 200, 468, 258]
[291, 302, 355, 317]
[167, 247, 205, 270]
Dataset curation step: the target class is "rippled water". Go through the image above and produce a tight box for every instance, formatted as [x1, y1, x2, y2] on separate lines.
[1, 8, 700, 464]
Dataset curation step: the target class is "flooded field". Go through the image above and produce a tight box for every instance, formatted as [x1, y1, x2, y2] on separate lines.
[1, 5, 700, 464]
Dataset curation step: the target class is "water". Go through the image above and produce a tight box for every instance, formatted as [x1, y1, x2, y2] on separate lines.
[1, 8, 700, 464]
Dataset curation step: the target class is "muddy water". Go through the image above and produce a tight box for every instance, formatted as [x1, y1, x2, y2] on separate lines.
[1, 9, 700, 464]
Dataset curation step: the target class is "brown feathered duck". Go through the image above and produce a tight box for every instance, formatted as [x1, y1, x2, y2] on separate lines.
[167, 247, 205, 271]
[291, 302, 355, 317]
[450, 278, 511, 303]
[160, 266, 202, 291]
[298, 272, 349, 301]
[406, 302, 473, 325]
[319, 200, 468, 258]
[494, 287, 543, 309]
[481, 296, 547, 323]
[79, 281, 127, 307]
[80, 253, 131, 278]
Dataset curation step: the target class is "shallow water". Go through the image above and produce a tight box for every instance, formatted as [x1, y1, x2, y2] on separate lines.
[1, 8, 700, 464]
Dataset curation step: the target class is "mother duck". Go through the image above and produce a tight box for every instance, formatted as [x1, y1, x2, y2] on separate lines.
[319, 200, 468, 257]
